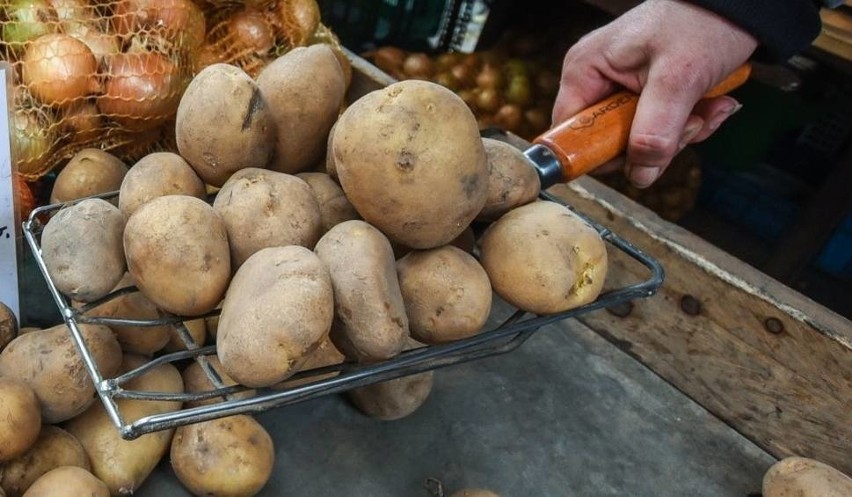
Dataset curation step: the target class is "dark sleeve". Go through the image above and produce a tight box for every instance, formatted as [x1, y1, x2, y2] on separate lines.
[687, 0, 823, 61]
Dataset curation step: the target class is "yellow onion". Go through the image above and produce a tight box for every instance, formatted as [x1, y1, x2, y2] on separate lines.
[268, 0, 320, 47]
[226, 8, 275, 57]
[22, 33, 99, 108]
[66, 23, 121, 67]
[11, 107, 55, 178]
[111, 0, 205, 52]
[61, 101, 103, 145]
[2, 0, 58, 49]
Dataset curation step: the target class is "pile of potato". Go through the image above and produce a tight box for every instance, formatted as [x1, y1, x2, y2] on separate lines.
[0, 44, 610, 495]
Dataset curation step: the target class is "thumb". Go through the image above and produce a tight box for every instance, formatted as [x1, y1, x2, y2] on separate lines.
[552, 66, 617, 126]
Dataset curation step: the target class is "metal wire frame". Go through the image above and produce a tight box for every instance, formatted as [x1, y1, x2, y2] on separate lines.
[22, 189, 664, 440]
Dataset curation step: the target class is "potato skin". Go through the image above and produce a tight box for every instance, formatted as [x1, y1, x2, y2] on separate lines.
[295, 172, 359, 233]
[49, 149, 128, 205]
[0, 426, 91, 497]
[763, 457, 852, 497]
[21, 466, 109, 497]
[212, 168, 322, 267]
[118, 152, 207, 218]
[41, 199, 126, 302]
[0, 300, 16, 351]
[479, 201, 607, 314]
[275, 336, 345, 389]
[397, 246, 492, 344]
[348, 350, 433, 421]
[124, 195, 231, 316]
[0, 324, 121, 423]
[0, 378, 41, 463]
[176, 63, 276, 187]
[476, 137, 540, 222]
[315, 220, 409, 362]
[182, 355, 254, 408]
[333, 79, 488, 249]
[217, 246, 334, 387]
[256, 44, 346, 174]
[170, 415, 274, 497]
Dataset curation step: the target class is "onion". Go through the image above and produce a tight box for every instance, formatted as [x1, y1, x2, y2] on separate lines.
[22, 34, 99, 108]
[66, 24, 120, 66]
[433, 71, 461, 92]
[494, 103, 523, 133]
[435, 51, 461, 71]
[61, 101, 103, 144]
[11, 107, 55, 178]
[269, 0, 320, 47]
[475, 87, 501, 113]
[46, 0, 94, 27]
[456, 89, 476, 110]
[193, 43, 226, 73]
[450, 63, 475, 88]
[505, 74, 532, 107]
[226, 8, 275, 57]
[402, 52, 435, 80]
[2, 0, 58, 48]
[98, 50, 183, 131]
[111, 0, 205, 52]
[475, 63, 503, 90]
[372, 46, 406, 79]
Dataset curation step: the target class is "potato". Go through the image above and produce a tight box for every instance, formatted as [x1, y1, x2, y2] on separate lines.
[163, 318, 207, 353]
[0, 426, 91, 497]
[333, 79, 488, 249]
[0, 323, 121, 423]
[170, 415, 274, 497]
[21, 466, 108, 497]
[763, 456, 852, 497]
[49, 149, 128, 205]
[450, 489, 500, 497]
[65, 354, 183, 496]
[275, 336, 345, 389]
[348, 339, 432, 420]
[0, 378, 41, 463]
[325, 120, 338, 181]
[124, 195, 231, 316]
[397, 245, 492, 344]
[315, 220, 409, 362]
[81, 272, 171, 356]
[295, 172, 359, 233]
[212, 168, 322, 267]
[0, 300, 16, 351]
[479, 200, 607, 314]
[476, 137, 540, 222]
[118, 152, 206, 219]
[256, 44, 346, 174]
[40, 199, 126, 302]
[176, 63, 276, 187]
[217, 246, 334, 387]
[181, 355, 254, 408]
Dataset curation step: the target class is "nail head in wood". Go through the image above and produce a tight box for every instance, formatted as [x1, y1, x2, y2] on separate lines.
[764, 317, 784, 334]
[606, 301, 634, 318]
[680, 295, 701, 316]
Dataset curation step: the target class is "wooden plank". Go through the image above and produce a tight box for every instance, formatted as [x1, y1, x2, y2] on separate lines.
[544, 178, 852, 475]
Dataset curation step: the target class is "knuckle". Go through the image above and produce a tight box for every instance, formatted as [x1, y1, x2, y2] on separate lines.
[629, 133, 679, 165]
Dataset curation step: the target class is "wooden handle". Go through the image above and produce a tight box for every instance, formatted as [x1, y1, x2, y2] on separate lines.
[533, 63, 752, 182]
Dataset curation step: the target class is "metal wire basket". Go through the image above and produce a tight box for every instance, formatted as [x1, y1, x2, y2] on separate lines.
[22, 189, 664, 440]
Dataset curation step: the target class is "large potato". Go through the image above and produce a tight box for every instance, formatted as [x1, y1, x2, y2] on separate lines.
[176, 63, 276, 187]
[476, 137, 540, 222]
[64, 354, 183, 497]
[124, 195, 231, 316]
[21, 466, 109, 497]
[396, 245, 492, 344]
[118, 152, 207, 218]
[0, 300, 16, 351]
[181, 355, 254, 408]
[0, 426, 91, 497]
[0, 378, 41, 463]
[41, 199, 126, 302]
[49, 149, 128, 205]
[275, 336, 345, 389]
[212, 168, 322, 267]
[0, 323, 121, 423]
[315, 220, 409, 362]
[333, 79, 488, 249]
[479, 201, 607, 314]
[170, 415, 274, 497]
[256, 44, 346, 174]
[163, 318, 207, 353]
[217, 246, 334, 387]
[763, 457, 852, 497]
[295, 172, 359, 233]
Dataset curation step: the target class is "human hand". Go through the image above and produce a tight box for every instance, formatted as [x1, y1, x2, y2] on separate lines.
[552, 0, 757, 188]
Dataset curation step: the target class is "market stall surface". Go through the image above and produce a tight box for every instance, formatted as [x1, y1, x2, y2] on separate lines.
[137, 302, 774, 497]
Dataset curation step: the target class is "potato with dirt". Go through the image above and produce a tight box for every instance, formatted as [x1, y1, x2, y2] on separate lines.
[479, 200, 607, 314]
[332, 79, 488, 249]
[763, 456, 852, 497]
[0, 323, 121, 423]
[181, 355, 254, 408]
[118, 152, 207, 218]
[212, 168, 322, 267]
[0, 426, 91, 497]
[476, 137, 540, 222]
[0, 378, 41, 463]
[49, 149, 128, 205]
[217, 245, 334, 387]
[256, 44, 346, 174]
[40, 199, 126, 302]
[315, 220, 409, 362]
[0, 300, 16, 351]
[170, 415, 274, 497]
[295, 171, 359, 233]
[21, 466, 109, 497]
[176, 63, 276, 187]
[64, 354, 183, 496]
[124, 195, 231, 316]
[397, 245, 492, 344]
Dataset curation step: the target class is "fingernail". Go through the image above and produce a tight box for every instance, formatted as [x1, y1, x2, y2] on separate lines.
[628, 164, 660, 188]
[725, 103, 743, 115]
[708, 103, 743, 132]
[679, 122, 703, 149]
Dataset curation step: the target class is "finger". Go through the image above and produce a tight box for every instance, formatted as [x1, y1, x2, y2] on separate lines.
[625, 70, 707, 188]
[688, 96, 742, 143]
[552, 63, 618, 125]
[589, 156, 625, 176]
